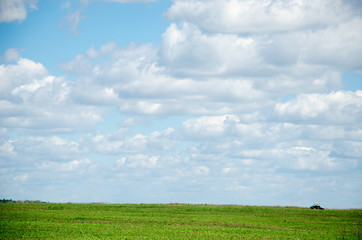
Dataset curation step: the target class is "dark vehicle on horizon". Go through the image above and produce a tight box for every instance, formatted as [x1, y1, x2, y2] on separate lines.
[310, 203, 324, 210]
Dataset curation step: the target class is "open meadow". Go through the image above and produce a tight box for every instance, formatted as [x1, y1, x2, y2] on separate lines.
[0, 203, 361, 239]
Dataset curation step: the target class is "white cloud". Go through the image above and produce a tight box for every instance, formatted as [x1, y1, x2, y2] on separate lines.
[3, 48, 23, 62]
[161, 22, 262, 77]
[182, 115, 239, 138]
[13, 174, 29, 182]
[0, 58, 47, 99]
[192, 166, 209, 176]
[0, 141, 16, 157]
[275, 91, 362, 124]
[166, 0, 356, 34]
[302, 18, 362, 71]
[91, 130, 126, 154]
[0, 0, 38, 23]
[72, 85, 120, 106]
[221, 167, 234, 174]
[286, 146, 337, 170]
[86, 42, 117, 58]
[119, 154, 159, 168]
[0, 136, 85, 164]
[226, 182, 249, 191]
[21, 136, 83, 157]
[163, 0, 362, 82]
[65, 10, 83, 34]
[0, 58, 104, 132]
[37, 158, 93, 172]
[90, 127, 176, 154]
[61, 43, 271, 115]
[61, 0, 89, 35]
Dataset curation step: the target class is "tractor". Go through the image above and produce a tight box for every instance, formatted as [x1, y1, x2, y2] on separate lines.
[310, 203, 324, 210]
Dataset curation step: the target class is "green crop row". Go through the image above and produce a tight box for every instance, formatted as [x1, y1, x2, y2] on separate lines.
[0, 203, 361, 239]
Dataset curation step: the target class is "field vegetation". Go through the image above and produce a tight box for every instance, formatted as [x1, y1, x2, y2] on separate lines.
[0, 202, 361, 239]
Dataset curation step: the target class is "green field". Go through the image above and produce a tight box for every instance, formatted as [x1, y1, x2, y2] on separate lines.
[0, 203, 361, 239]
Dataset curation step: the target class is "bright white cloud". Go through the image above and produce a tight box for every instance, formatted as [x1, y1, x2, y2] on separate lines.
[61, 43, 268, 115]
[0, 0, 38, 23]
[287, 146, 337, 170]
[182, 115, 239, 138]
[90, 127, 176, 154]
[118, 154, 159, 168]
[0, 57, 104, 132]
[165, 0, 362, 76]
[166, 0, 357, 33]
[20, 136, 83, 158]
[161, 22, 262, 77]
[0, 58, 48, 100]
[275, 91, 362, 124]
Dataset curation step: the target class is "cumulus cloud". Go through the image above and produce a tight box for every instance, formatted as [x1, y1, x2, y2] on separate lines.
[161, 22, 262, 77]
[15, 136, 83, 159]
[288, 146, 337, 170]
[182, 115, 240, 138]
[0, 57, 104, 132]
[117, 154, 159, 168]
[60, 43, 268, 115]
[90, 127, 176, 154]
[275, 91, 362, 124]
[176, 114, 360, 174]
[163, 0, 362, 83]
[0, 58, 47, 100]
[56, 0, 361, 117]
[301, 18, 362, 71]
[165, 0, 357, 33]
[0, 0, 38, 23]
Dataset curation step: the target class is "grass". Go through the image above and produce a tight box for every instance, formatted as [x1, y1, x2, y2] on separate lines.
[0, 203, 361, 239]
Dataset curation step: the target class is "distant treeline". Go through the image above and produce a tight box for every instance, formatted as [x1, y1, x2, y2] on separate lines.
[1, 199, 47, 203]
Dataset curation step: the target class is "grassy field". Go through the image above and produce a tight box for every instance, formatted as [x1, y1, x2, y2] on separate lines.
[0, 203, 361, 239]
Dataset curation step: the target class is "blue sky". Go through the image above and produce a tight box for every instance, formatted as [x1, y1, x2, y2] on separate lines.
[0, 0, 361, 208]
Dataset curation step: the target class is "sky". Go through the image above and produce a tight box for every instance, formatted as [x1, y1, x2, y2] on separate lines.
[0, 0, 361, 208]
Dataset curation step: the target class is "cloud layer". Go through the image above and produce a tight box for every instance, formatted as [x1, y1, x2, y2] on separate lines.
[1, 0, 361, 207]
